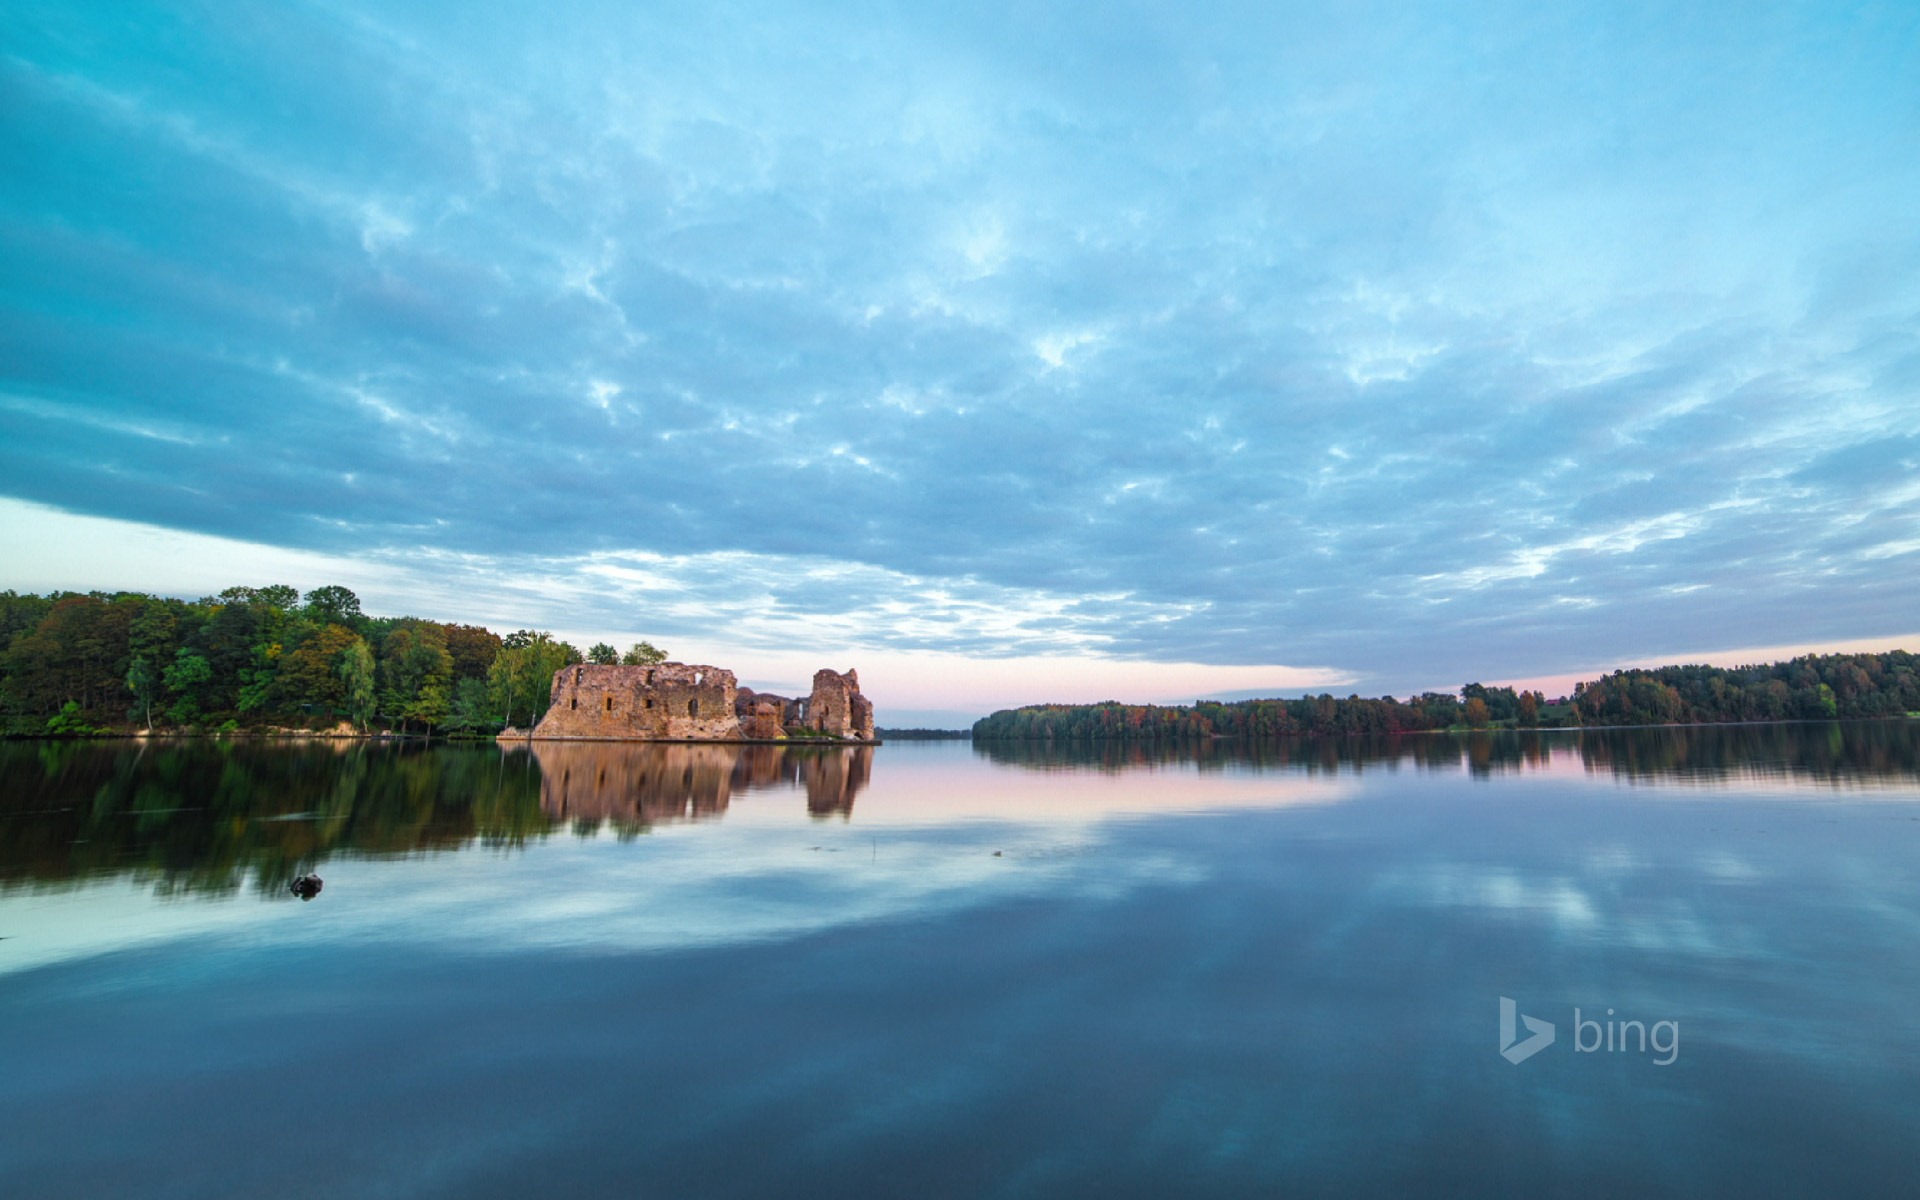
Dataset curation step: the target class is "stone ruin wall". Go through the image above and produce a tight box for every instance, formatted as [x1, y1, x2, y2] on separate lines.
[806, 668, 877, 741]
[532, 662, 743, 740]
[529, 661, 876, 742]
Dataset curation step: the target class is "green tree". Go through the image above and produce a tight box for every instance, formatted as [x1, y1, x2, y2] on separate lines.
[215, 584, 298, 611]
[621, 641, 667, 665]
[302, 585, 364, 628]
[588, 642, 620, 665]
[378, 622, 454, 735]
[487, 632, 579, 727]
[163, 648, 213, 724]
[280, 624, 361, 714]
[338, 639, 376, 733]
[444, 677, 495, 734]
[46, 699, 98, 736]
[407, 679, 452, 737]
[487, 648, 529, 729]
[235, 638, 282, 715]
[127, 656, 160, 732]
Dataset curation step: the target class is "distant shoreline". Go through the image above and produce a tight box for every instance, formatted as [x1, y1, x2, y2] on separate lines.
[8, 713, 1916, 745]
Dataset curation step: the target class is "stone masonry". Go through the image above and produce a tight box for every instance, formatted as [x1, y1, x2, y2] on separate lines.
[532, 662, 743, 740]
[528, 661, 875, 741]
[807, 668, 876, 740]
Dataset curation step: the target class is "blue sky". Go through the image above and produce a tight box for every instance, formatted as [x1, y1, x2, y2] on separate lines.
[3, 0, 1917, 723]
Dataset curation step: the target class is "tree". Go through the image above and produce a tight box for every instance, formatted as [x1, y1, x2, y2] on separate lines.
[588, 642, 620, 665]
[218, 584, 299, 611]
[127, 657, 159, 732]
[442, 624, 504, 681]
[1464, 697, 1490, 729]
[235, 637, 283, 715]
[407, 679, 452, 737]
[338, 639, 376, 733]
[279, 624, 361, 714]
[1517, 691, 1539, 728]
[486, 632, 579, 728]
[302, 585, 364, 628]
[444, 677, 494, 735]
[487, 649, 528, 729]
[163, 648, 213, 724]
[378, 621, 454, 735]
[621, 641, 668, 665]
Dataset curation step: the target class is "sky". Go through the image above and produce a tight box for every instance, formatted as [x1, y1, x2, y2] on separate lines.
[3, 0, 1917, 726]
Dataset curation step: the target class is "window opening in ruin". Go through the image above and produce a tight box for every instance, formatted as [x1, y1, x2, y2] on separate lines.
[604, 696, 613, 712]
[646, 670, 654, 685]
[689, 698, 700, 718]
[645, 697, 654, 709]
[575, 669, 582, 684]
[569, 697, 577, 710]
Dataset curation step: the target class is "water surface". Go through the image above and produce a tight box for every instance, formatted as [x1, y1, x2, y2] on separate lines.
[3, 725, 1918, 1196]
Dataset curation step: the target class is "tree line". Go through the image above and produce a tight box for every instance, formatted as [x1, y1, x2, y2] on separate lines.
[970, 686, 1553, 741]
[1569, 653, 1920, 725]
[0, 585, 667, 737]
[972, 651, 1920, 740]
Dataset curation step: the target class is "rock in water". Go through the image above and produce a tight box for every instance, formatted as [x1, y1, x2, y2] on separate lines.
[290, 874, 323, 901]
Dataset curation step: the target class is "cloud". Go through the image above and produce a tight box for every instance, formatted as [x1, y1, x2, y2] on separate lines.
[2, 0, 1918, 698]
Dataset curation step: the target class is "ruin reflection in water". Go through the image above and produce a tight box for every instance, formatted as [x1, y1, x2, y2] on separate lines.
[0, 740, 873, 897]
[523, 741, 873, 829]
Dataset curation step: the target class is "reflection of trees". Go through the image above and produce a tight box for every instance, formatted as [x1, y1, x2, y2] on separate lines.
[974, 734, 1478, 775]
[526, 742, 873, 831]
[0, 740, 549, 897]
[1575, 721, 1920, 786]
[1, 740, 882, 897]
[973, 722, 1920, 787]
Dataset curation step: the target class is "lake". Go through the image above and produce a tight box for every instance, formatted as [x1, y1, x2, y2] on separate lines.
[3, 724, 1919, 1197]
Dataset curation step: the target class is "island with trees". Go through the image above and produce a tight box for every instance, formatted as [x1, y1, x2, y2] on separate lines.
[970, 652, 1920, 741]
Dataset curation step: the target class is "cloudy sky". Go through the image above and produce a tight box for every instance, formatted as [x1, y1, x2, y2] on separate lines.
[3, 0, 1917, 724]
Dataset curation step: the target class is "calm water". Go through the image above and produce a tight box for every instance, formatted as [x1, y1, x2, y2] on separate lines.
[3, 725, 1919, 1197]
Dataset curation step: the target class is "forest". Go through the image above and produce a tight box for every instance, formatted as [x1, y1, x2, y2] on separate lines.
[971, 652, 1920, 740]
[0, 584, 665, 738]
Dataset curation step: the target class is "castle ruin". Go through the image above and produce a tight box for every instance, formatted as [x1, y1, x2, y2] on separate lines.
[525, 661, 876, 742]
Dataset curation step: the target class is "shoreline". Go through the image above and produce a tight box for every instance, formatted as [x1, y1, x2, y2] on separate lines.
[8, 713, 1915, 745]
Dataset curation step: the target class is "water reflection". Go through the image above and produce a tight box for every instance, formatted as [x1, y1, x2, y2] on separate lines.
[976, 720, 1920, 788]
[0, 739, 877, 896]
[3, 723, 1916, 900]
[523, 741, 871, 830]
[0, 739, 547, 897]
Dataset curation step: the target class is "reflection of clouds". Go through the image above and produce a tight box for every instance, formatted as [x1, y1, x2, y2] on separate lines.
[1697, 851, 1763, 882]
[1383, 852, 1786, 960]
[313, 829, 1209, 957]
[0, 825, 1211, 971]
[1583, 844, 1645, 878]
[1392, 864, 1598, 931]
